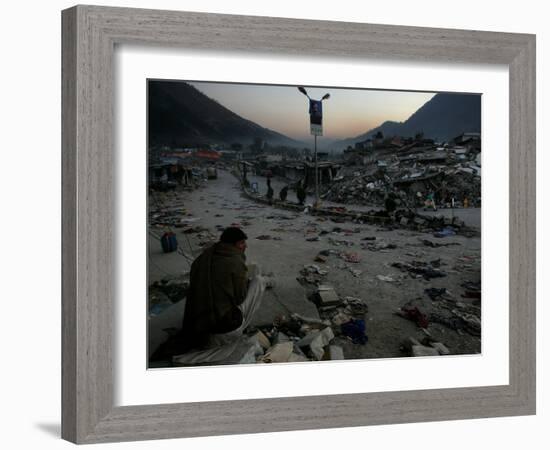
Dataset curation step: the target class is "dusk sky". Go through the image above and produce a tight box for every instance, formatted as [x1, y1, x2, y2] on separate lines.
[189, 81, 435, 142]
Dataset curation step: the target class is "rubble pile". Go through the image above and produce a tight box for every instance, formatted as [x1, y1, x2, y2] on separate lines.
[322, 145, 481, 209]
[322, 174, 389, 205]
[293, 261, 375, 358]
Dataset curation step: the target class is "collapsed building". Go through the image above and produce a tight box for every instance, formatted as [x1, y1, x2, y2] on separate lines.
[323, 135, 481, 209]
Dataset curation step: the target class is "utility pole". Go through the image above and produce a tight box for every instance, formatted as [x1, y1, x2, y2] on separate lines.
[297, 86, 330, 208]
[314, 134, 318, 204]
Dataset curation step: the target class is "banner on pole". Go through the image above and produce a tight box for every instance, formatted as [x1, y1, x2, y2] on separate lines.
[309, 99, 323, 136]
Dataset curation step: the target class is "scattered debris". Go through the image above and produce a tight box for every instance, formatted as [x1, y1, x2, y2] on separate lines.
[430, 311, 481, 336]
[419, 238, 460, 247]
[273, 315, 302, 337]
[342, 296, 369, 315]
[362, 240, 397, 251]
[391, 260, 447, 280]
[461, 280, 481, 299]
[328, 237, 355, 247]
[377, 275, 395, 282]
[341, 252, 361, 263]
[314, 254, 328, 263]
[331, 312, 353, 327]
[424, 287, 449, 301]
[298, 264, 329, 285]
[291, 313, 330, 328]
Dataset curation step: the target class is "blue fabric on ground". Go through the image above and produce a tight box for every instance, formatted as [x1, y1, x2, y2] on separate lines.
[341, 319, 368, 345]
[433, 226, 456, 238]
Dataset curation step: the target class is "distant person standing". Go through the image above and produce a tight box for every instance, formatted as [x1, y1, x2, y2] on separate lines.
[266, 178, 274, 204]
[296, 180, 306, 205]
[384, 192, 397, 214]
[279, 185, 288, 202]
[463, 196, 469, 208]
[424, 192, 437, 211]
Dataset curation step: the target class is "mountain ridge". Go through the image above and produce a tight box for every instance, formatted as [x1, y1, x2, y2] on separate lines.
[148, 81, 304, 148]
[334, 93, 481, 149]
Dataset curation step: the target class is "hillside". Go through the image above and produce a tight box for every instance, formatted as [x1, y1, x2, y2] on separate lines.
[336, 93, 481, 148]
[148, 80, 303, 148]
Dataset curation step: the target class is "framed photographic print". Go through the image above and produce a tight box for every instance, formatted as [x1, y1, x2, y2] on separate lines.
[62, 5, 535, 444]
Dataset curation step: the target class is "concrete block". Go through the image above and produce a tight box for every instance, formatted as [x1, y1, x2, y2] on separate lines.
[323, 345, 344, 360]
[430, 342, 451, 355]
[400, 336, 421, 353]
[260, 342, 294, 363]
[412, 344, 440, 357]
[317, 285, 340, 306]
[287, 353, 310, 362]
[253, 330, 271, 350]
[297, 327, 335, 360]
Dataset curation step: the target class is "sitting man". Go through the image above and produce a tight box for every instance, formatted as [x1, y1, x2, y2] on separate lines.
[180, 226, 264, 350]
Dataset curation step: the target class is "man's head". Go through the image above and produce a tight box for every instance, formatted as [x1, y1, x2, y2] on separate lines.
[220, 227, 248, 253]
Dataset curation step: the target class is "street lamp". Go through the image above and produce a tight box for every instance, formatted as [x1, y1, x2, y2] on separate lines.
[297, 86, 330, 208]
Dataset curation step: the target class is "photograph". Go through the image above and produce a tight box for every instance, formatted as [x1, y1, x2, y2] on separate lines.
[147, 79, 482, 368]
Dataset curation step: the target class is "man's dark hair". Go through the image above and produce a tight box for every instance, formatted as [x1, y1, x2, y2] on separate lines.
[220, 227, 248, 244]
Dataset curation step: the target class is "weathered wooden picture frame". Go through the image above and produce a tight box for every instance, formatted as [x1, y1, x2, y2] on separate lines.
[62, 5, 536, 444]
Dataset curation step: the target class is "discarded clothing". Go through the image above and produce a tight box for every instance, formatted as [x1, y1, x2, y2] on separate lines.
[433, 226, 456, 238]
[341, 319, 368, 345]
[397, 306, 429, 329]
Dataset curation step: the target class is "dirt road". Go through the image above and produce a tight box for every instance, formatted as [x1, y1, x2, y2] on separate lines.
[149, 169, 482, 361]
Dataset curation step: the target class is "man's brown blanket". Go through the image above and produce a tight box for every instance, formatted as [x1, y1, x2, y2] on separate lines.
[181, 242, 248, 348]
